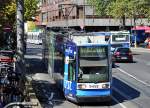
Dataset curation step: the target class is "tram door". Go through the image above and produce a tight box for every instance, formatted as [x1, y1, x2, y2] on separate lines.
[64, 46, 77, 98]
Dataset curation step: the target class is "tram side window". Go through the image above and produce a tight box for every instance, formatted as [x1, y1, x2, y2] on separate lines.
[68, 61, 76, 81]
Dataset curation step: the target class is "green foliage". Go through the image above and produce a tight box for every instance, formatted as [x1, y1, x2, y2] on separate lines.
[24, 0, 40, 21]
[124, 0, 149, 19]
[0, 0, 13, 27]
[0, 0, 39, 48]
[4, 0, 16, 27]
[87, 0, 150, 19]
[0, 0, 39, 29]
[87, 0, 112, 16]
[107, 0, 129, 19]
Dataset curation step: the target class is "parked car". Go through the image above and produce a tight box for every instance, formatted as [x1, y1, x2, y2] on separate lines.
[112, 47, 133, 62]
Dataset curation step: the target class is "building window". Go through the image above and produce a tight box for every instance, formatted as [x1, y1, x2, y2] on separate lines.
[42, 12, 48, 22]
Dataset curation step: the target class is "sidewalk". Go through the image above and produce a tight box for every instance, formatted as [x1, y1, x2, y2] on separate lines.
[25, 45, 44, 108]
[25, 44, 65, 108]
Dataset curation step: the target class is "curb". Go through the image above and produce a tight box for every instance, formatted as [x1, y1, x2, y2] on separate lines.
[16, 62, 42, 108]
[25, 77, 42, 108]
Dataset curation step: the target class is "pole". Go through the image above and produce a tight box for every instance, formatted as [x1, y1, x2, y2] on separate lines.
[83, 0, 85, 31]
[65, 8, 69, 30]
[134, 16, 137, 48]
[16, 0, 25, 73]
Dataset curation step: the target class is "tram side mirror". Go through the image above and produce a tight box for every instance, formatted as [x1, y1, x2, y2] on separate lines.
[78, 68, 83, 79]
[78, 73, 83, 78]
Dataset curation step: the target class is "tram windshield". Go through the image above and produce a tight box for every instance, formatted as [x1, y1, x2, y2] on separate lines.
[78, 46, 109, 83]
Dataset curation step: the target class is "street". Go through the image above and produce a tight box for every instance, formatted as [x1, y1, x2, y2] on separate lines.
[113, 49, 150, 108]
[25, 43, 150, 108]
[1, 0, 150, 108]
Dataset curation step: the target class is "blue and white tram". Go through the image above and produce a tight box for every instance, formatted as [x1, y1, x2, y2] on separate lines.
[44, 31, 112, 103]
[93, 31, 130, 51]
[109, 31, 130, 49]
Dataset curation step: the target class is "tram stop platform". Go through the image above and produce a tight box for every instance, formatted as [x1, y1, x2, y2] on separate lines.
[24, 44, 65, 108]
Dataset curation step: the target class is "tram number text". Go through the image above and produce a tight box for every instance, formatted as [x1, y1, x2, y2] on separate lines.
[89, 85, 99, 89]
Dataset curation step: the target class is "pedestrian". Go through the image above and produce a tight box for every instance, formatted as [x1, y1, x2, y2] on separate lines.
[144, 38, 148, 48]
[147, 37, 150, 48]
[145, 36, 150, 48]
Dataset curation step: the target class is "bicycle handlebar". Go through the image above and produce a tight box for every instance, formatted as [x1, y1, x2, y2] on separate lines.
[4, 102, 38, 108]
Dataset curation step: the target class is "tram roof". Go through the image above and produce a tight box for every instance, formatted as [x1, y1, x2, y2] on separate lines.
[71, 32, 110, 36]
[50, 31, 110, 45]
[109, 31, 130, 34]
[70, 33, 110, 46]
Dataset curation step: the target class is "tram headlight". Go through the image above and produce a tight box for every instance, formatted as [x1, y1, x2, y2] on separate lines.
[78, 84, 86, 89]
[102, 84, 110, 89]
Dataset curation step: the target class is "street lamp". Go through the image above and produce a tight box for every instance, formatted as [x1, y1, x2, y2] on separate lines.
[134, 30, 137, 48]
[133, 6, 137, 48]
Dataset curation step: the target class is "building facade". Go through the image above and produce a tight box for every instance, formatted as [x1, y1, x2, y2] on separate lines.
[38, 0, 150, 31]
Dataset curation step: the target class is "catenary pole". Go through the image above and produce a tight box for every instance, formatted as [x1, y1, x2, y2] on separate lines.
[16, 0, 25, 72]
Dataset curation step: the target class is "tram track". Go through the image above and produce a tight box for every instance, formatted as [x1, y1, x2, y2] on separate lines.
[64, 100, 112, 108]
[47, 98, 113, 108]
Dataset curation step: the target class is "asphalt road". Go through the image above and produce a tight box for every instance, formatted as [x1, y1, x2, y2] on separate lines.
[113, 48, 150, 108]
[25, 43, 150, 108]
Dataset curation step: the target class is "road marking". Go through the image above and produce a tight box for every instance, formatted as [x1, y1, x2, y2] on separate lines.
[112, 83, 143, 108]
[112, 96, 127, 108]
[117, 68, 150, 87]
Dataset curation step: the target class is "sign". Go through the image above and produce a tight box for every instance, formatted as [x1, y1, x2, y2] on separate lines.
[66, 45, 75, 57]
[115, 37, 126, 41]
[80, 46, 106, 57]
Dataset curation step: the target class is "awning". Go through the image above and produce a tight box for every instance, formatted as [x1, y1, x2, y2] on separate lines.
[145, 30, 150, 33]
[131, 26, 150, 31]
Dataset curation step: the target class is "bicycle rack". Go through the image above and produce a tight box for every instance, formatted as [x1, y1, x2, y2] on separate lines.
[0, 50, 24, 107]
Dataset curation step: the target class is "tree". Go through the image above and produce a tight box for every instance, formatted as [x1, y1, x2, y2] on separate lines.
[106, 0, 129, 29]
[0, 0, 13, 28]
[87, 0, 150, 29]
[87, 0, 112, 16]
[24, 0, 39, 21]
[3, 0, 16, 28]
[126, 0, 149, 21]
[1, 0, 39, 29]
[0, 0, 39, 48]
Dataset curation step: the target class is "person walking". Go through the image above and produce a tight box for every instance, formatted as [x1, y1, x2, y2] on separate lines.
[145, 37, 150, 48]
